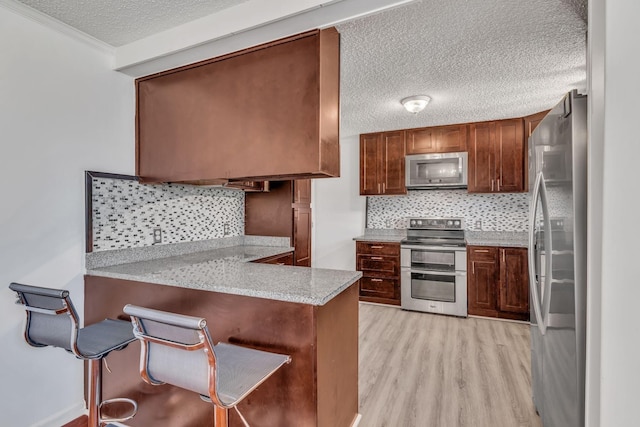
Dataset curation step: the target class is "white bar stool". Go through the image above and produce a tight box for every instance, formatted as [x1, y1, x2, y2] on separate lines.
[9, 283, 137, 427]
[123, 304, 291, 426]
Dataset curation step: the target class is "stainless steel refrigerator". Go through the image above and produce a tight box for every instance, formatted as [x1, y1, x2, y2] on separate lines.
[528, 90, 587, 427]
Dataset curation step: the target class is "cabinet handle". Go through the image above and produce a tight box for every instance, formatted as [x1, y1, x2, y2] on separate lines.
[370, 245, 383, 249]
[378, 183, 381, 193]
[502, 250, 505, 262]
[472, 262, 475, 274]
[371, 278, 383, 282]
[382, 183, 386, 193]
[491, 179, 494, 191]
[371, 256, 383, 260]
[497, 179, 501, 191]
[474, 249, 489, 253]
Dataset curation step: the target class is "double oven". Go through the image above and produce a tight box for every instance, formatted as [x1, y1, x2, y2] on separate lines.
[400, 218, 467, 317]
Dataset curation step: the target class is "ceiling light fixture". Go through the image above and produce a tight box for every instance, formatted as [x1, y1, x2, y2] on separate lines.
[401, 95, 431, 114]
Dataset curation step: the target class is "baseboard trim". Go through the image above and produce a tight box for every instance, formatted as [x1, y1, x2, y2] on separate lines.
[31, 401, 86, 427]
[468, 314, 530, 325]
[351, 413, 363, 427]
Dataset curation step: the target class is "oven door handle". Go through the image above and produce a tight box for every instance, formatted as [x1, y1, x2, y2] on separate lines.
[404, 269, 466, 277]
[401, 244, 466, 252]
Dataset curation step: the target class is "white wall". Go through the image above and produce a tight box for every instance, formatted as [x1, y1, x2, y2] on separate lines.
[0, 6, 134, 426]
[591, 0, 640, 425]
[313, 135, 366, 270]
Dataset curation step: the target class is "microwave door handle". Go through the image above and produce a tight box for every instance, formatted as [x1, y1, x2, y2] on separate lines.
[528, 172, 546, 336]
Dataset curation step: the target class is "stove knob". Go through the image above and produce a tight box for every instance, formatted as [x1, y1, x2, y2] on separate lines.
[417, 220, 423, 225]
[446, 220, 453, 227]
[410, 220, 416, 226]
[454, 220, 461, 227]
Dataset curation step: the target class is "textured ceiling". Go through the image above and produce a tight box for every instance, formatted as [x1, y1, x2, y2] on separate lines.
[16, 0, 250, 46]
[14, 0, 587, 138]
[336, 0, 587, 137]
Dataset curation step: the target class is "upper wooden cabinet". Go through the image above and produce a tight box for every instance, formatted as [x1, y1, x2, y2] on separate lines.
[523, 110, 549, 190]
[136, 29, 340, 183]
[405, 124, 468, 154]
[468, 118, 525, 193]
[360, 131, 406, 195]
[524, 110, 550, 139]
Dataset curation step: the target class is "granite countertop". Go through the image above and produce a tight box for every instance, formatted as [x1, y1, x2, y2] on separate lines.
[86, 240, 361, 306]
[465, 231, 528, 248]
[353, 228, 406, 243]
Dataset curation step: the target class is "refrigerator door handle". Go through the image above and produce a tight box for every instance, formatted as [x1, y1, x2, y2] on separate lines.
[538, 176, 553, 329]
[529, 172, 548, 335]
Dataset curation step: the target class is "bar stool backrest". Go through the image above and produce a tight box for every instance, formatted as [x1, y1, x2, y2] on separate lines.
[9, 282, 80, 354]
[123, 304, 223, 406]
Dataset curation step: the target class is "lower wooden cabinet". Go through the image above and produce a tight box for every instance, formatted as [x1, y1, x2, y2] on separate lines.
[467, 245, 529, 321]
[355, 241, 400, 305]
[253, 252, 294, 265]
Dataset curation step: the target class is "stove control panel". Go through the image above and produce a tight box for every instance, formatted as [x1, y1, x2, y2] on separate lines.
[408, 218, 464, 230]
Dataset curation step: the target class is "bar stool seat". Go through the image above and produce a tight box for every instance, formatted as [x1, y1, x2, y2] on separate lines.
[9, 283, 137, 427]
[123, 304, 291, 426]
[213, 342, 292, 406]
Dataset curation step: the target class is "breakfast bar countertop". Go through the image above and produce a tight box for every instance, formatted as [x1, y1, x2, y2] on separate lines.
[86, 239, 362, 306]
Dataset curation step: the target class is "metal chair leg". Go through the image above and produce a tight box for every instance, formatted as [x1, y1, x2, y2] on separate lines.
[214, 405, 228, 427]
[88, 359, 101, 427]
[87, 358, 137, 427]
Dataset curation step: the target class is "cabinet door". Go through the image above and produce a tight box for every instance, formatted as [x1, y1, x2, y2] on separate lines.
[293, 179, 311, 205]
[436, 124, 468, 152]
[468, 122, 495, 192]
[467, 246, 499, 315]
[524, 110, 549, 139]
[499, 248, 529, 314]
[380, 131, 406, 195]
[360, 133, 381, 195]
[523, 110, 548, 190]
[405, 128, 436, 154]
[495, 119, 525, 192]
[293, 206, 312, 267]
[292, 179, 311, 266]
[405, 125, 467, 154]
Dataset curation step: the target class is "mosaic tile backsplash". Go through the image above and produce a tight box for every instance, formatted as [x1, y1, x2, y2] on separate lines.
[92, 177, 244, 251]
[367, 190, 530, 231]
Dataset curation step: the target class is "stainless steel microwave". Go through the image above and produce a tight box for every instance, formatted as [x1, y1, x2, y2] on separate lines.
[405, 152, 468, 189]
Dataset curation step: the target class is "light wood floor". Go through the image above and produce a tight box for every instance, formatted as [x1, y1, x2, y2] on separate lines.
[358, 303, 542, 427]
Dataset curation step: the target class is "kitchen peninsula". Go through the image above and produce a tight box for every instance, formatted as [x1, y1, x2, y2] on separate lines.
[84, 238, 361, 427]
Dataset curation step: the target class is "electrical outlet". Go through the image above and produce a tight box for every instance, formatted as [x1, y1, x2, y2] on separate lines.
[153, 228, 162, 244]
[223, 223, 230, 236]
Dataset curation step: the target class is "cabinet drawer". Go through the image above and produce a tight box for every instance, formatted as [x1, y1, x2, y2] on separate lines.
[357, 255, 399, 277]
[360, 277, 397, 299]
[356, 241, 400, 256]
[253, 252, 294, 265]
[468, 246, 499, 262]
